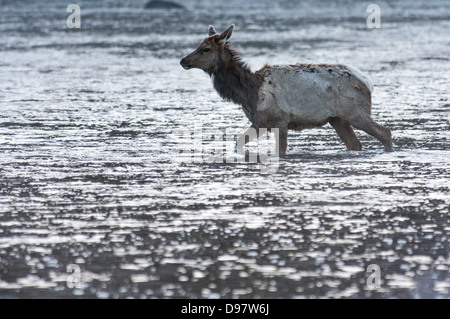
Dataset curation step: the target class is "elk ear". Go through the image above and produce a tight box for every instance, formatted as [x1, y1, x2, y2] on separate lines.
[208, 25, 217, 36]
[218, 24, 235, 44]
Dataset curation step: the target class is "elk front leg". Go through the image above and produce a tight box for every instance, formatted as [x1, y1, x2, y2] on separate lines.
[235, 125, 259, 152]
[274, 126, 288, 156]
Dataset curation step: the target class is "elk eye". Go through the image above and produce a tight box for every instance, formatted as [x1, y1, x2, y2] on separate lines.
[203, 48, 210, 53]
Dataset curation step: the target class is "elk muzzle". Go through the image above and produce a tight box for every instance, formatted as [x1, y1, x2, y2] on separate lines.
[180, 58, 191, 70]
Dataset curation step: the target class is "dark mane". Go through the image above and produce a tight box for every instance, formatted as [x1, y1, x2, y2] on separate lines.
[209, 43, 263, 127]
[226, 44, 252, 74]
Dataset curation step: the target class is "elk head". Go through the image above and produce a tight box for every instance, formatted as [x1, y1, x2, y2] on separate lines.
[180, 24, 235, 74]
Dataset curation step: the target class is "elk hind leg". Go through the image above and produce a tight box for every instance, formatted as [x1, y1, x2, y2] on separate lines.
[350, 116, 394, 152]
[329, 117, 362, 151]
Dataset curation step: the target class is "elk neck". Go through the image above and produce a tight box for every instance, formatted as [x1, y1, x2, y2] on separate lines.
[208, 45, 263, 127]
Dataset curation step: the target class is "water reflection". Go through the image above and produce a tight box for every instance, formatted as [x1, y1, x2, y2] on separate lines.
[0, 0, 449, 298]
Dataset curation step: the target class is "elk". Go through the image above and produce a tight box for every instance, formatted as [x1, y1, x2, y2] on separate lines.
[180, 24, 393, 155]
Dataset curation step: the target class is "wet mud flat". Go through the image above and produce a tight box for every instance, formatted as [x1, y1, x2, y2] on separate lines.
[0, 0, 449, 298]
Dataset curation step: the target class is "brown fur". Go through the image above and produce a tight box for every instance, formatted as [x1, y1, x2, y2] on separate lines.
[210, 43, 263, 126]
[181, 25, 394, 155]
[181, 32, 263, 127]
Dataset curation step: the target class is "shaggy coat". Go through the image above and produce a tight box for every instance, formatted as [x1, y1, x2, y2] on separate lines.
[180, 24, 393, 155]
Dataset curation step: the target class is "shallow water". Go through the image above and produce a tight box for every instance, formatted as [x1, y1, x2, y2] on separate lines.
[0, 0, 449, 298]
